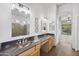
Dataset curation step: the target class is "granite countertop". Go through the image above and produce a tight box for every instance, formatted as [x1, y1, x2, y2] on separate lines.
[0, 36, 49, 56]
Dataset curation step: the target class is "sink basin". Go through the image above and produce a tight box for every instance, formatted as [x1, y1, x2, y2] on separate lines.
[25, 41, 31, 47]
[33, 39, 39, 43]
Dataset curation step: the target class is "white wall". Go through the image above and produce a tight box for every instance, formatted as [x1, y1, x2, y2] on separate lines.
[11, 3, 57, 46]
[72, 4, 78, 50]
[0, 3, 57, 44]
[25, 4, 57, 46]
[72, 4, 79, 51]
[47, 4, 57, 45]
[76, 4, 79, 50]
[23, 4, 47, 34]
[23, 3, 57, 34]
[0, 3, 12, 43]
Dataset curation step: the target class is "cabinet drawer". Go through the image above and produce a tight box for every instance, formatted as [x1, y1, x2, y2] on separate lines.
[41, 40, 48, 46]
[30, 50, 40, 56]
[36, 44, 40, 50]
[18, 46, 35, 56]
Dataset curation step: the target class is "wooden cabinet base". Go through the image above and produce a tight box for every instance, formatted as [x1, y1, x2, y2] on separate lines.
[18, 44, 40, 56]
[40, 36, 55, 53]
[18, 36, 55, 56]
[18, 46, 35, 56]
[30, 50, 40, 56]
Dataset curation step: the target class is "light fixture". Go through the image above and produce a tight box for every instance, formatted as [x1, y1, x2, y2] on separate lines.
[12, 4, 15, 10]
[15, 20, 20, 23]
[18, 3, 30, 14]
[20, 21, 26, 26]
[12, 3, 30, 15]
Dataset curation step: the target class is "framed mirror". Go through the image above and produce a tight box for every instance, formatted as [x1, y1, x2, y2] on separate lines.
[11, 4, 30, 37]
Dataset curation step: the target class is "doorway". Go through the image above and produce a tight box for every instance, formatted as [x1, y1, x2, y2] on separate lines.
[59, 13, 72, 50]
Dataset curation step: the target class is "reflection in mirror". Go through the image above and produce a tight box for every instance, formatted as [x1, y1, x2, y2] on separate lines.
[11, 4, 30, 37]
[35, 17, 39, 33]
[41, 20, 47, 33]
[49, 22, 55, 32]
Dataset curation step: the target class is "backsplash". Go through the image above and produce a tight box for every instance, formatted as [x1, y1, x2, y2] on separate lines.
[0, 37, 35, 51]
[1, 40, 18, 51]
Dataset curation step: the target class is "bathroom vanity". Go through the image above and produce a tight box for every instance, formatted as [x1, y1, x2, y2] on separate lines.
[18, 35, 55, 56]
[0, 33, 55, 56]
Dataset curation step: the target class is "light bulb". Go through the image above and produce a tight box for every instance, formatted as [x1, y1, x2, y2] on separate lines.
[15, 20, 20, 23]
[20, 21, 26, 26]
[12, 4, 15, 9]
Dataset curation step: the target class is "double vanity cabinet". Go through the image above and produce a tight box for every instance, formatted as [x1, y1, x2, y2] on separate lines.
[18, 36, 55, 56]
[0, 34, 55, 56]
[19, 44, 40, 56]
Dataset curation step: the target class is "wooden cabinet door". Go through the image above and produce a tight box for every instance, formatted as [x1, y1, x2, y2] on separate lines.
[52, 37, 55, 46]
[48, 37, 53, 50]
[29, 44, 40, 56]
[30, 50, 40, 56]
[18, 46, 35, 56]
[41, 40, 48, 46]
[50, 36, 55, 46]
[34, 44, 40, 56]
[36, 44, 40, 50]
[41, 40, 49, 53]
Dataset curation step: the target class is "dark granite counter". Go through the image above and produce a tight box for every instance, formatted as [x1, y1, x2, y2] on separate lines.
[0, 36, 50, 56]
